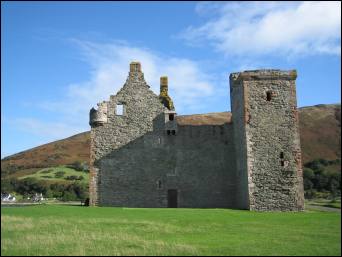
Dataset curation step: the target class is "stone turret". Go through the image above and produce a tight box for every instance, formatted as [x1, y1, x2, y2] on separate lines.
[89, 101, 108, 127]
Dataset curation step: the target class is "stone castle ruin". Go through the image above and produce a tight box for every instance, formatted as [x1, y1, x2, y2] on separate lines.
[89, 62, 304, 211]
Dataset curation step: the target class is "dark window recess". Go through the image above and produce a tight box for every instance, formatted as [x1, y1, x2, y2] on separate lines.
[171, 130, 176, 135]
[169, 114, 174, 121]
[167, 130, 171, 135]
[280, 152, 284, 159]
[266, 91, 272, 101]
[157, 180, 162, 189]
[220, 127, 224, 135]
[280, 160, 285, 167]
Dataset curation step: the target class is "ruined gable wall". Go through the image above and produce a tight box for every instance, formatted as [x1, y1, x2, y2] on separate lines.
[90, 66, 168, 206]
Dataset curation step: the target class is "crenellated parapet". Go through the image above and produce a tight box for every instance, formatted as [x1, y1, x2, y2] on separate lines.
[89, 101, 108, 127]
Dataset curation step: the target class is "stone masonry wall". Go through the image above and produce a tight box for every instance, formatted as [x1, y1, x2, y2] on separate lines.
[232, 70, 305, 211]
[174, 124, 236, 208]
[230, 74, 249, 209]
[90, 63, 304, 211]
[90, 63, 236, 208]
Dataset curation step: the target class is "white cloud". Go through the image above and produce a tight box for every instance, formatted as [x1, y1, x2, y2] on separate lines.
[182, 1, 341, 57]
[6, 117, 86, 140]
[40, 40, 216, 121]
[19, 39, 218, 147]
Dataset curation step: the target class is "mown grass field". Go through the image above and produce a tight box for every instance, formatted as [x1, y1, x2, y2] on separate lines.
[20, 166, 88, 183]
[1, 205, 341, 256]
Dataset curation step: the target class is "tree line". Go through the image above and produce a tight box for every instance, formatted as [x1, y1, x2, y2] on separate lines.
[303, 158, 341, 199]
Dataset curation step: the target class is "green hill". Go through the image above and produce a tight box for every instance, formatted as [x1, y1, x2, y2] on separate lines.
[1, 104, 340, 178]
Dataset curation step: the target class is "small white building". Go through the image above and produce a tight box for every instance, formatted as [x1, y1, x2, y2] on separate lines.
[1, 193, 16, 202]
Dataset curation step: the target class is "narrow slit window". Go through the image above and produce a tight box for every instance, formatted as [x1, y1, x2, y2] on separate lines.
[266, 91, 272, 101]
[280, 152, 284, 159]
[116, 104, 124, 115]
[280, 160, 285, 167]
[167, 130, 171, 135]
[169, 114, 174, 121]
[171, 130, 176, 135]
[157, 180, 162, 189]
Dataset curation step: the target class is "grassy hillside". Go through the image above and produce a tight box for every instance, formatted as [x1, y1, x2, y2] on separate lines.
[1, 132, 90, 176]
[20, 166, 89, 184]
[1, 205, 340, 256]
[1, 104, 340, 177]
[299, 104, 341, 163]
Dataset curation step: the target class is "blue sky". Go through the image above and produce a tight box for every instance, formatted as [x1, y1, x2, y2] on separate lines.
[1, 1, 341, 158]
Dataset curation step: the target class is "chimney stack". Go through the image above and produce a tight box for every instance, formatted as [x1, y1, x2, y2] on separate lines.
[130, 61, 141, 72]
[160, 76, 168, 95]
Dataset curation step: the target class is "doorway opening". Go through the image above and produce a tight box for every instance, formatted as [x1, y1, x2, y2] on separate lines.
[167, 189, 178, 208]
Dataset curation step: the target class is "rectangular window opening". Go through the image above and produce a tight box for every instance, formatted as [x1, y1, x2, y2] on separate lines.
[280, 160, 285, 167]
[169, 114, 174, 121]
[266, 91, 272, 101]
[171, 130, 176, 135]
[116, 104, 124, 115]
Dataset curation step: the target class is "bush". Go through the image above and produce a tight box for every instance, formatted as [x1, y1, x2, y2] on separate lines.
[41, 169, 52, 174]
[14, 178, 49, 196]
[2, 176, 88, 201]
[65, 175, 84, 181]
[62, 191, 77, 201]
[67, 161, 89, 172]
[303, 158, 341, 199]
[65, 175, 79, 180]
[305, 189, 317, 199]
[55, 171, 66, 178]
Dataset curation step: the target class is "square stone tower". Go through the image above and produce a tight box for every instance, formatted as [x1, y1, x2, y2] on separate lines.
[230, 70, 304, 211]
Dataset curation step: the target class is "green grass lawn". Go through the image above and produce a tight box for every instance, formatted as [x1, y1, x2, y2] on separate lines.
[20, 166, 88, 183]
[1, 206, 340, 256]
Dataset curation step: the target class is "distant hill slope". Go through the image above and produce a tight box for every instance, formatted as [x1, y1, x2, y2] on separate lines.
[1, 104, 340, 176]
[299, 104, 340, 163]
[1, 132, 90, 175]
